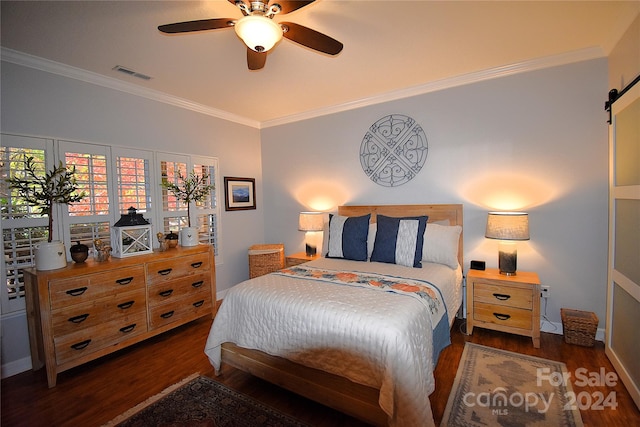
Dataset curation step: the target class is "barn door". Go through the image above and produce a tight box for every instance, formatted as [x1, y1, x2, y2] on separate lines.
[606, 77, 640, 409]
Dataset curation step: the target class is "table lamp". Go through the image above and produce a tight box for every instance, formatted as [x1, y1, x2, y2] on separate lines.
[298, 212, 324, 256]
[485, 212, 530, 276]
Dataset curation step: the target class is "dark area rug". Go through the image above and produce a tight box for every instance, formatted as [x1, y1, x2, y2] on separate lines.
[103, 374, 309, 427]
[441, 343, 584, 426]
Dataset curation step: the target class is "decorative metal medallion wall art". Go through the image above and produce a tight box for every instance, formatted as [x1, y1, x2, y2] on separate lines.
[359, 114, 428, 187]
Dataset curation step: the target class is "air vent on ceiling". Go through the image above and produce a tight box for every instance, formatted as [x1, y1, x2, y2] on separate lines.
[112, 65, 152, 81]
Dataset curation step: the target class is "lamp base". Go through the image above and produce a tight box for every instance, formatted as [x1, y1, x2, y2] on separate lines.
[305, 243, 317, 257]
[498, 241, 517, 276]
[499, 270, 517, 276]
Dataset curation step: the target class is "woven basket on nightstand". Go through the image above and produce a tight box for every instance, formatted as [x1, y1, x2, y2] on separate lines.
[561, 308, 598, 347]
[248, 244, 285, 278]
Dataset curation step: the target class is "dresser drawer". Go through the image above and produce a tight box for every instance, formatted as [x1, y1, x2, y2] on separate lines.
[147, 274, 211, 307]
[54, 311, 147, 365]
[49, 266, 145, 310]
[473, 302, 533, 330]
[146, 253, 210, 286]
[51, 288, 147, 337]
[149, 289, 212, 330]
[473, 282, 533, 310]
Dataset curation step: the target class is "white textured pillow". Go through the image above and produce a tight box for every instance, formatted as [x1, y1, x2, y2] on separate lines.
[422, 223, 462, 269]
[321, 220, 330, 256]
[367, 223, 376, 259]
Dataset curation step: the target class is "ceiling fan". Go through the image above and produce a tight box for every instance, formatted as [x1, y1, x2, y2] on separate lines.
[158, 0, 343, 70]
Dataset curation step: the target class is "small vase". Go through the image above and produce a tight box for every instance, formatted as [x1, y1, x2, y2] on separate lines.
[35, 241, 67, 270]
[70, 241, 89, 263]
[165, 231, 179, 248]
[180, 227, 199, 247]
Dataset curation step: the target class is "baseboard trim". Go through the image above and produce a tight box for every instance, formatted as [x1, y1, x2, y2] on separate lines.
[1, 356, 32, 379]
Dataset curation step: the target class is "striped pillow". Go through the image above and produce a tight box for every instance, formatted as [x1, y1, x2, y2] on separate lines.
[326, 214, 371, 261]
[370, 215, 428, 267]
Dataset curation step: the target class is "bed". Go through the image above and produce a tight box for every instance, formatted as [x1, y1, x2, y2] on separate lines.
[205, 204, 463, 426]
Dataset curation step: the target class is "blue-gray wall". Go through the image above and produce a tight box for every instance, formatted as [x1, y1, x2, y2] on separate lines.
[261, 58, 609, 332]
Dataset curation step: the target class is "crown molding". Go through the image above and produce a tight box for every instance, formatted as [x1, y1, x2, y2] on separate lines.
[261, 46, 605, 128]
[2, 46, 604, 130]
[0, 47, 261, 129]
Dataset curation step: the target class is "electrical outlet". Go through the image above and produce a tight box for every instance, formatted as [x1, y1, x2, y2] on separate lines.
[541, 285, 550, 298]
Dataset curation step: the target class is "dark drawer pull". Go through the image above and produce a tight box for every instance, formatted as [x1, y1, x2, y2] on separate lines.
[117, 301, 135, 310]
[191, 281, 204, 288]
[493, 293, 511, 301]
[159, 289, 173, 297]
[66, 287, 88, 297]
[119, 324, 136, 333]
[158, 268, 173, 276]
[190, 262, 203, 269]
[493, 313, 511, 321]
[160, 310, 175, 319]
[68, 313, 89, 324]
[70, 339, 91, 351]
[193, 300, 205, 308]
[116, 277, 134, 285]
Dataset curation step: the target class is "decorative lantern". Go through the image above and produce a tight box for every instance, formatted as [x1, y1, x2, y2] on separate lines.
[112, 207, 153, 258]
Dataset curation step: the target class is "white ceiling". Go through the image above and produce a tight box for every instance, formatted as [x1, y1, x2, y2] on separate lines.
[2, 1, 639, 127]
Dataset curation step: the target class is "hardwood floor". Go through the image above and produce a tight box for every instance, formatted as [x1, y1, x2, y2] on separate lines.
[2, 315, 638, 426]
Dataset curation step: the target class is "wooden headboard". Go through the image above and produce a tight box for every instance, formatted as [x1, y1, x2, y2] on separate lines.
[338, 204, 464, 268]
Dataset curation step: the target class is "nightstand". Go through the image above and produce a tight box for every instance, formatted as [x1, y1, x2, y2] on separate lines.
[466, 268, 541, 348]
[285, 252, 320, 267]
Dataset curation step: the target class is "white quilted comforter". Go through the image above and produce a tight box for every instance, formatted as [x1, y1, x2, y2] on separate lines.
[205, 257, 462, 426]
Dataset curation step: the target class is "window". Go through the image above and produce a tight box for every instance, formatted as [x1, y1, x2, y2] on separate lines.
[159, 155, 189, 232]
[0, 135, 52, 313]
[158, 154, 220, 257]
[193, 158, 220, 255]
[66, 152, 109, 216]
[1, 136, 221, 314]
[116, 156, 151, 214]
[59, 141, 112, 253]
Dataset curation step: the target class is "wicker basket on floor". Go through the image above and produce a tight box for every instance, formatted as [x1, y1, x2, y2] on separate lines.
[561, 308, 598, 347]
[248, 244, 285, 278]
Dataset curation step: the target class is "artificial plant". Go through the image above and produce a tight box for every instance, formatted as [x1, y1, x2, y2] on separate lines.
[6, 156, 85, 242]
[161, 171, 214, 227]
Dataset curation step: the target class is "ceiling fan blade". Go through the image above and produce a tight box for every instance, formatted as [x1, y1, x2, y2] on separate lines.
[281, 22, 343, 55]
[272, 1, 316, 15]
[247, 48, 267, 70]
[158, 18, 234, 34]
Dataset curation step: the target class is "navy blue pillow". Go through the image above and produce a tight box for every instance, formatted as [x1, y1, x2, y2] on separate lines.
[370, 215, 428, 267]
[326, 214, 370, 261]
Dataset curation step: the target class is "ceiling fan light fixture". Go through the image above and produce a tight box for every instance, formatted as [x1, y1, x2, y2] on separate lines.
[234, 15, 282, 52]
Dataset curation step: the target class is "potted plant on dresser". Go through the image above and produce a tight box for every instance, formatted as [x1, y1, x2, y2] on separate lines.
[6, 156, 85, 270]
[161, 170, 214, 247]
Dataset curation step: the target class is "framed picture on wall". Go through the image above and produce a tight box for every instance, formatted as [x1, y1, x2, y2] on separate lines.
[224, 177, 256, 211]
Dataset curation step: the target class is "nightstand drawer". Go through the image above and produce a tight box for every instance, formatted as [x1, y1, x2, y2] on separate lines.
[285, 252, 319, 267]
[474, 282, 533, 309]
[285, 257, 309, 267]
[473, 302, 533, 330]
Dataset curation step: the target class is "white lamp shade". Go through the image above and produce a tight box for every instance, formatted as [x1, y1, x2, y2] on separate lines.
[298, 212, 324, 231]
[234, 15, 283, 52]
[485, 212, 530, 241]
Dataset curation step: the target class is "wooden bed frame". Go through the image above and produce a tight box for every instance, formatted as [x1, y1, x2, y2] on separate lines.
[220, 204, 463, 426]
